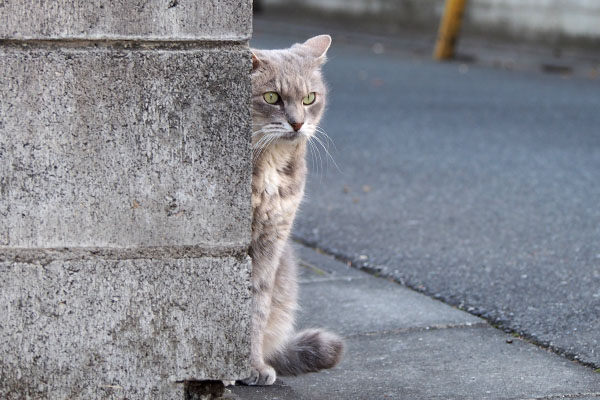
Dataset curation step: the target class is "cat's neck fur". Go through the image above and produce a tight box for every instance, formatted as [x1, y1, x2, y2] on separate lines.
[253, 140, 307, 189]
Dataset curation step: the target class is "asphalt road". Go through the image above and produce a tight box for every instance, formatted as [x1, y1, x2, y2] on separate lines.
[252, 19, 600, 367]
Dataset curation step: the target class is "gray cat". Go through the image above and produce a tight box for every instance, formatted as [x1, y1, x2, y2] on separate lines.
[242, 35, 343, 386]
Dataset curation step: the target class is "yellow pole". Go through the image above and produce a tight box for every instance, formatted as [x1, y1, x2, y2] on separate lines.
[434, 0, 467, 60]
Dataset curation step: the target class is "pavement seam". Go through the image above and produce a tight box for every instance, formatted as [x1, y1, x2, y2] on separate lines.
[299, 274, 369, 283]
[343, 321, 490, 340]
[298, 258, 370, 283]
[523, 393, 600, 400]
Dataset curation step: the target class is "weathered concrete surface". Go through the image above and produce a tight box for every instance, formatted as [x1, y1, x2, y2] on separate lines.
[0, 256, 251, 399]
[298, 279, 483, 336]
[1, 0, 253, 397]
[296, 245, 483, 336]
[0, 0, 252, 41]
[295, 244, 372, 282]
[0, 46, 251, 249]
[286, 327, 600, 400]
[229, 381, 302, 399]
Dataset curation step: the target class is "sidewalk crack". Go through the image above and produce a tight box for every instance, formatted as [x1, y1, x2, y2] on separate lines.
[344, 321, 490, 339]
[523, 392, 600, 400]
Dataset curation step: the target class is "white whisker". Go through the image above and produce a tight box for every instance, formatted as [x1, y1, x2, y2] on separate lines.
[312, 130, 342, 174]
[308, 137, 319, 178]
[313, 126, 337, 151]
[252, 133, 280, 167]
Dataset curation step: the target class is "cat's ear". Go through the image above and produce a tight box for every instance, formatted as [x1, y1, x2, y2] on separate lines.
[302, 35, 332, 64]
[252, 52, 262, 71]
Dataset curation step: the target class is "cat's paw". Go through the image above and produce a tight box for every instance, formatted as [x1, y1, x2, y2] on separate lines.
[239, 364, 276, 386]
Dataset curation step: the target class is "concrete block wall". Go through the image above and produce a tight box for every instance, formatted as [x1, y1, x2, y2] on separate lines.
[0, 1, 252, 398]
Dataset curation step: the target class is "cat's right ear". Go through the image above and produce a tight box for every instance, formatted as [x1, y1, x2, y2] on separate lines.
[302, 35, 332, 65]
[252, 53, 262, 71]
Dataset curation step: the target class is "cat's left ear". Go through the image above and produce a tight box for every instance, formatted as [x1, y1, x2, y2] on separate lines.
[252, 52, 262, 71]
[302, 35, 332, 65]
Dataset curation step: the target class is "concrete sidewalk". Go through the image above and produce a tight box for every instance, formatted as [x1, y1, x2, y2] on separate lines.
[230, 244, 600, 399]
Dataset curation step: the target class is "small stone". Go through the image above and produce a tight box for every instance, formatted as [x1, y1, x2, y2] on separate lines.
[372, 43, 385, 54]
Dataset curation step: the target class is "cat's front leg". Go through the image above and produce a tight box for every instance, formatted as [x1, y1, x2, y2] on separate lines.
[240, 255, 279, 386]
[242, 340, 277, 386]
[241, 287, 277, 385]
[242, 360, 276, 386]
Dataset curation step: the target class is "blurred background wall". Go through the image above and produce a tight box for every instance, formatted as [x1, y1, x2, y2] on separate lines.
[261, 0, 600, 44]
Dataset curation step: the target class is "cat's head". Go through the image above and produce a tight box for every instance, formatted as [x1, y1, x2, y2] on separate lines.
[251, 35, 331, 149]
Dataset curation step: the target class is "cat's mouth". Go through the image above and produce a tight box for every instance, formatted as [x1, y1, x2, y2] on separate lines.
[280, 132, 301, 140]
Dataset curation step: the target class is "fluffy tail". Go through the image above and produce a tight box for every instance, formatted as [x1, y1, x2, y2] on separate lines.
[267, 329, 344, 376]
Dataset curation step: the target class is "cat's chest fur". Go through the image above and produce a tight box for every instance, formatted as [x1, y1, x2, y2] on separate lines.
[251, 144, 306, 237]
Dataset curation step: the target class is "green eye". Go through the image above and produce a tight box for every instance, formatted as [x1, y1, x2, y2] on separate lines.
[263, 92, 279, 104]
[302, 92, 316, 105]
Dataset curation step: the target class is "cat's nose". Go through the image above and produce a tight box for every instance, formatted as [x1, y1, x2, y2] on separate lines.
[290, 122, 304, 132]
